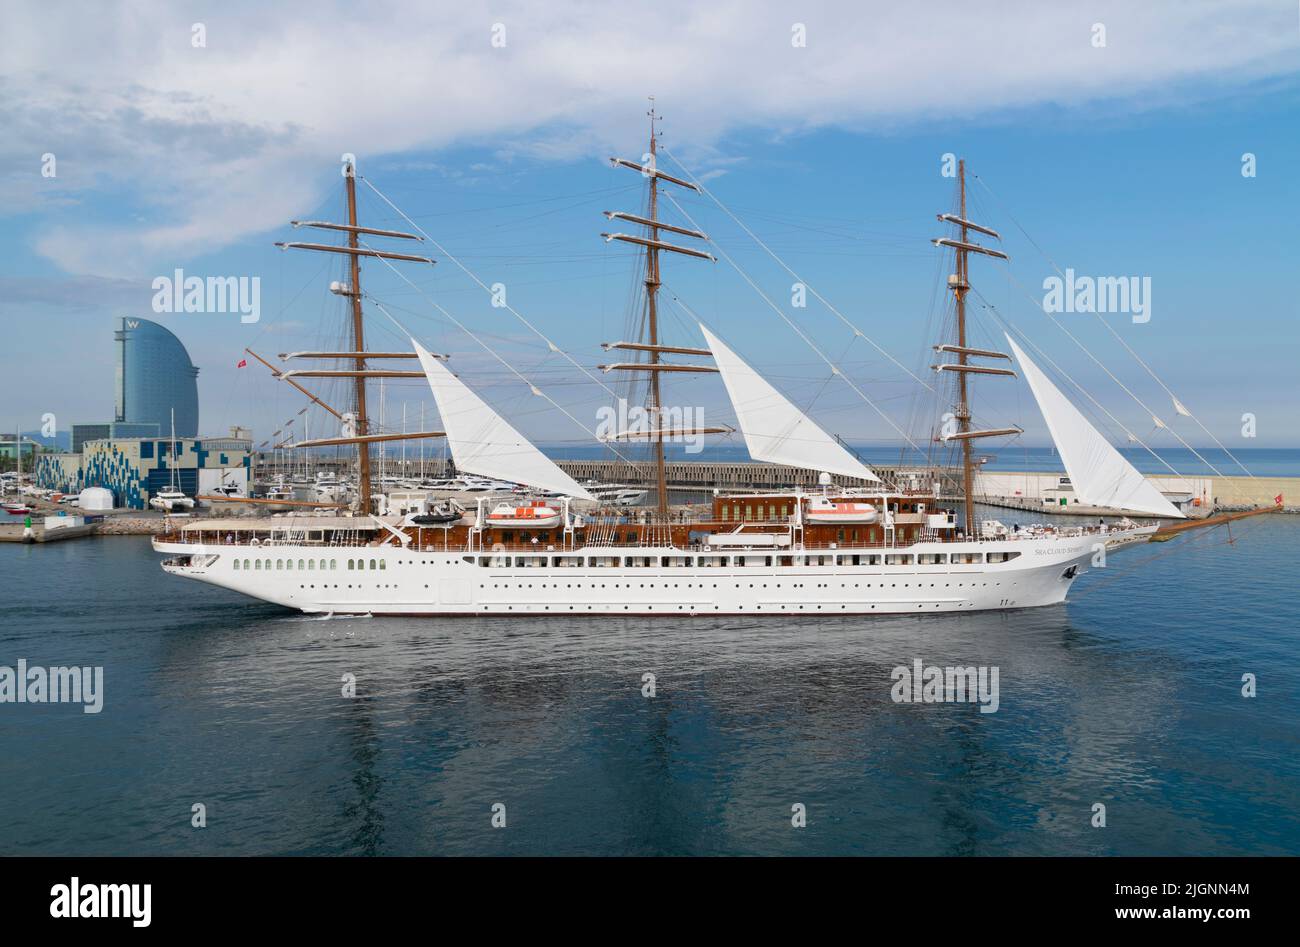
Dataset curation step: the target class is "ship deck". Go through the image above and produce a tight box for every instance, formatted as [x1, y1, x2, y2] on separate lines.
[157, 514, 1128, 554]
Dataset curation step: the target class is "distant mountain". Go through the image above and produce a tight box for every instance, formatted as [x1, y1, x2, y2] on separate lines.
[21, 429, 73, 451]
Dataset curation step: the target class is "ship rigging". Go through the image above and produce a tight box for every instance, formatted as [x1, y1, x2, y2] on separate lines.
[597, 100, 731, 516]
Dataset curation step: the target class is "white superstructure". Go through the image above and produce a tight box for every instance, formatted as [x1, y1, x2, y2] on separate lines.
[155, 507, 1149, 616]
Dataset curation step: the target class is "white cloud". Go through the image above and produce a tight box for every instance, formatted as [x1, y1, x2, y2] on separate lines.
[0, 274, 149, 311]
[3, 0, 1296, 276]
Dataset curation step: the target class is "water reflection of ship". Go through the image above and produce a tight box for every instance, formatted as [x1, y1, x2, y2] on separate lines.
[339, 695, 386, 855]
[156, 606, 1180, 854]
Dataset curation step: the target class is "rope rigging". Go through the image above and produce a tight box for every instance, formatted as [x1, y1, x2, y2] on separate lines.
[357, 239, 652, 478]
[973, 172, 1259, 483]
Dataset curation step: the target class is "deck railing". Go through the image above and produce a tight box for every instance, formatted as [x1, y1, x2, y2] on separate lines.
[158, 521, 1126, 556]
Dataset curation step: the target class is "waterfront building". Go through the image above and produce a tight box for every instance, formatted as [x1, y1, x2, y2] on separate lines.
[114, 316, 200, 437]
[71, 421, 161, 454]
[33, 436, 252, 509]
[0, 435, 40, 462]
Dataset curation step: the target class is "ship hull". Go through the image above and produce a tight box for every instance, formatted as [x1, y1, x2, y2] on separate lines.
[154, 530, 1140, 616]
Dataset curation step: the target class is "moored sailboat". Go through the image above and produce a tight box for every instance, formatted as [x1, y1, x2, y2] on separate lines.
[149, 409, 195, 512]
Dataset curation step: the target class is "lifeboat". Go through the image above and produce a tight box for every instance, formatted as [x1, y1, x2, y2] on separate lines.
[411, 509, 462, 526]
[485, 500, 563, 529]
[805, 496, 878, 525]
[409, 501, 464, 526]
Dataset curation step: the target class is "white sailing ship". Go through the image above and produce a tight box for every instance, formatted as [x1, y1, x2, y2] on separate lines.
[154, 132, 1252, 617]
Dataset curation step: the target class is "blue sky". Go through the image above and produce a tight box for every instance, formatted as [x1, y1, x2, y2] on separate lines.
[3, 0, 1298, 456]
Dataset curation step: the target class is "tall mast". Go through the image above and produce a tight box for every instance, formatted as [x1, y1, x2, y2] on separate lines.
[599, 99, 724, 518]
[954, 162, 974, 534]
[170, 407, 178, 493]
[644, 107, 668, 514]
[930, 159, 1017, 537]
[344, 163, 372, 512]
[274, 159, 437, 514]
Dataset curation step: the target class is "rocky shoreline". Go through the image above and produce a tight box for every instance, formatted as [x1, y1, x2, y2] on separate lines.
[93, 518, 166, 536]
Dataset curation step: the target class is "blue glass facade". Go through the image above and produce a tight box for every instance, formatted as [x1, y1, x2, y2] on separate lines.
[114, 317, 199, 436]
[71, 423, 111, 454]
[72, 421, 161, 453]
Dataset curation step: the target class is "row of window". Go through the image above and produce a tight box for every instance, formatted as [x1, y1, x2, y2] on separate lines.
[719, 502, 796, 522]
[480, 580, 1005, 590]
[717, 502, 927, 521]
[234, 550, 1023, 572]
[233, 558, 387, 572]
[462, 551, 1021, 568]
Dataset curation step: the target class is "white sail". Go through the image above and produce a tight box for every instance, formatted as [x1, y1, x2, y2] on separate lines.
[413, 340, 595, 500]
[699, 324, 879, 483]
[1005, 335, 1184, 518]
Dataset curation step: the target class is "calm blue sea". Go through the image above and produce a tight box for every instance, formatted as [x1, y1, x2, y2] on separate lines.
[0, 506, 1296, 856]
[548, 445, 1300, 478]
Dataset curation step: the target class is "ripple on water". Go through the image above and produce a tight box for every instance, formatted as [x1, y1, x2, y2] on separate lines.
[0, 522, 1297, 855]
